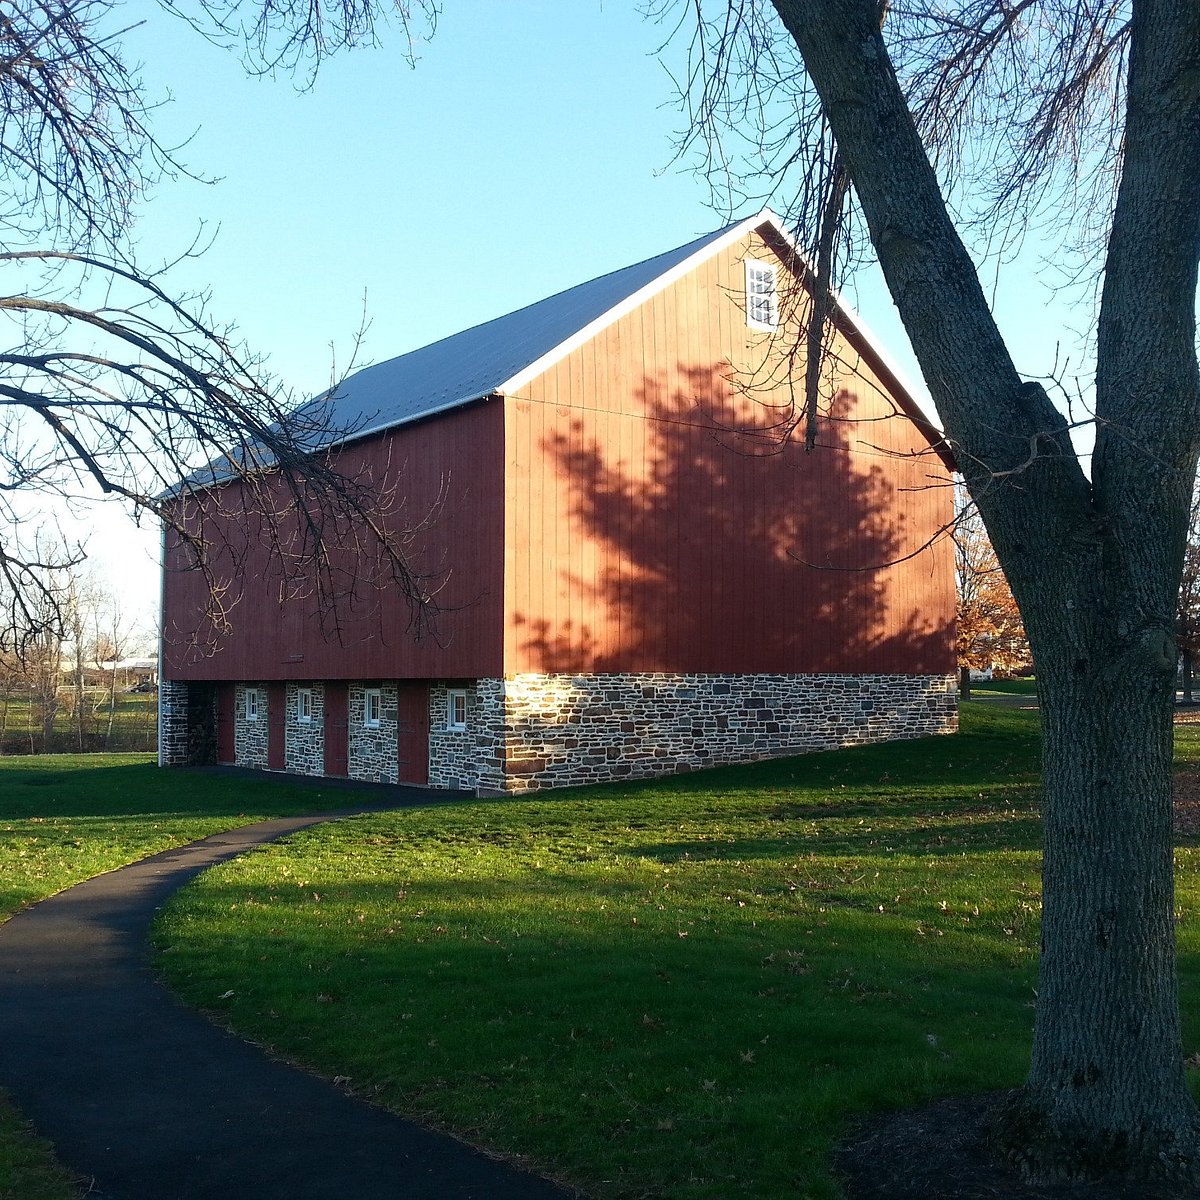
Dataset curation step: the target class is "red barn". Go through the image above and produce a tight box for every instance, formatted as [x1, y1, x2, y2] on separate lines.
[159, 210, 957, 792]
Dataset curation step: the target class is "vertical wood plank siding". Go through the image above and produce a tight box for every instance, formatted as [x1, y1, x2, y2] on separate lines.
[266, 683, 286, 769]
[162, 401, 506, 681]
[397, 684, 430, 785]
[503, 229, 954, 676]
[215, 683, 235, 764]
[323, 682, 349, 776]
[163, 225, 952, 690]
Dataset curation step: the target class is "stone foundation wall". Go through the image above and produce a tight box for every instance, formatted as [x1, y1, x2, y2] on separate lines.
[433, 672, 958, 794]
[284, 683, 325, 777]
[174, 671, 957, 793]
[158, 679, 191, 766]
[348, 683, 400, 783]
[428, 682, 504, 790]
[234, 684, 269, 769]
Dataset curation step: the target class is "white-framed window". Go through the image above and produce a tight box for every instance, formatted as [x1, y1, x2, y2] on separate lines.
[363, 688, 382, 729]
[447, 688, 468, 732]
[744, 258, 779, 331]
[245, 687, 260, 722]
[296, 687, 313, 724]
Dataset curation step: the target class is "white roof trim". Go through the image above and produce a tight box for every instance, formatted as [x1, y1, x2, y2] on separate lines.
[756, 219, 939, 433]
[325, 391, 497, 450]
[495, 209, 782, 398]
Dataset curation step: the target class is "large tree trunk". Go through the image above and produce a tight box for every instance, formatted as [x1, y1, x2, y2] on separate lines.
[999, 634, 1198, 1178]
[773, 0, 1200, 1184]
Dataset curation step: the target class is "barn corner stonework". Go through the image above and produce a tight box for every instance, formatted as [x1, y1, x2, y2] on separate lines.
[430, 671, 958, 794]
[158, 679, 191, 766]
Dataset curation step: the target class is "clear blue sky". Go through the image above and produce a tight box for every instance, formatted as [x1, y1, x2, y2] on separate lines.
[92, 0, 1087, 623]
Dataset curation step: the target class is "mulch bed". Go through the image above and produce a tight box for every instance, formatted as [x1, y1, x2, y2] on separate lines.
[836, 712, 1200, 1198]
[834, 1092, 1188, 1200]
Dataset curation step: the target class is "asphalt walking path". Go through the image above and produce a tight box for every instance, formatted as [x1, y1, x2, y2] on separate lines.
[0, 775, 578, 1200]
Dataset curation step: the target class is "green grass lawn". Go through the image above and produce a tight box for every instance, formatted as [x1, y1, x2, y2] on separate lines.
[144, 705, 1200, 1200]
[969, 677, 1038, 697]
[3, 709, 1199, 1199]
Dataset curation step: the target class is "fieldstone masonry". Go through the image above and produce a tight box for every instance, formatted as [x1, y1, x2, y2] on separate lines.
[348, 683, 400, 783]
[176, 670, 957, 793]
[158, 679, 191, 766]
[284, 683, 325, 777]
[436, 671, 958, 794]
[234, 684, 269, 769]
[428, 683, 501, 790]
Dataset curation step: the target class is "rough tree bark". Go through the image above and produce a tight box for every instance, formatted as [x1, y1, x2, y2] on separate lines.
[773, 0, 1200, 1186]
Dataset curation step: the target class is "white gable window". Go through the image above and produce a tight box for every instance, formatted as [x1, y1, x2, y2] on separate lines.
[364, 688, 382, 729]
[744, 258, 778, 331]
[447, 688, 468, 732]
[296, 687, 313, 724]
[245, 687, 260, 722]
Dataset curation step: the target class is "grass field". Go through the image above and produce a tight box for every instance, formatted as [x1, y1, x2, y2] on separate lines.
[968, 677, 1039, 697]
[0, 690, 158, 756]
[3, 707, 1199, 1199]
[148, 706, 1200, 1200]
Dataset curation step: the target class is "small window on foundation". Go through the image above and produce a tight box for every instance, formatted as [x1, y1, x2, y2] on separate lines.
[364, 688, 381, 729]
[744, 258, 778, 330]
[296, 687, 313, 724]
[245, 688, 260, 722]
[447, 688, 468, 732]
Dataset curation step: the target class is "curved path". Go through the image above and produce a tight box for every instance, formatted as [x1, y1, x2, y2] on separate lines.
[0, 782, 577, 1200]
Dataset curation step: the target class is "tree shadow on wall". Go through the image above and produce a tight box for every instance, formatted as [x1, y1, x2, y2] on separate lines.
[515, 365, 952, 675]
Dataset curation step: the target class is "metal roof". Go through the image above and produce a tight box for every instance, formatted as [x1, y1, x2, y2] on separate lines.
[312, 212, 774, 444]
[177, 208, 948, 490]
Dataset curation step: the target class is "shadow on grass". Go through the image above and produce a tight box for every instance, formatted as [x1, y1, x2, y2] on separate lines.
[625, 815, 1043, 863]
[0, 760, 438, 822]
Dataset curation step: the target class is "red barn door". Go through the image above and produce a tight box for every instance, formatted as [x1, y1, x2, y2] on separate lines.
[324, 682, 349, 777]
[397, 684, 429, 785]
[216, 684, 236, 764]
[267, 683, 286, 770]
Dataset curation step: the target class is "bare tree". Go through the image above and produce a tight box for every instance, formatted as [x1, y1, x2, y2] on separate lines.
[63, 572, 93, 751]
[0, 1, 440, 655]
[20, 597, 62, 750]
[665, 0, 1200, 1188]
[88, 588, 137, 749]
[0, 646, 20, 746]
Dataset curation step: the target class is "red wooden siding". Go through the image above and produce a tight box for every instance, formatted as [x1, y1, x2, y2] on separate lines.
[216, 683, 235, 764]
[163, 401, 506, 682]
[267, 683, 286, 770]
[502, 228, 954, 677]
[162, 225, 952, 694]
[324, 682, 349, 777]
[396, 684, 430, 785]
